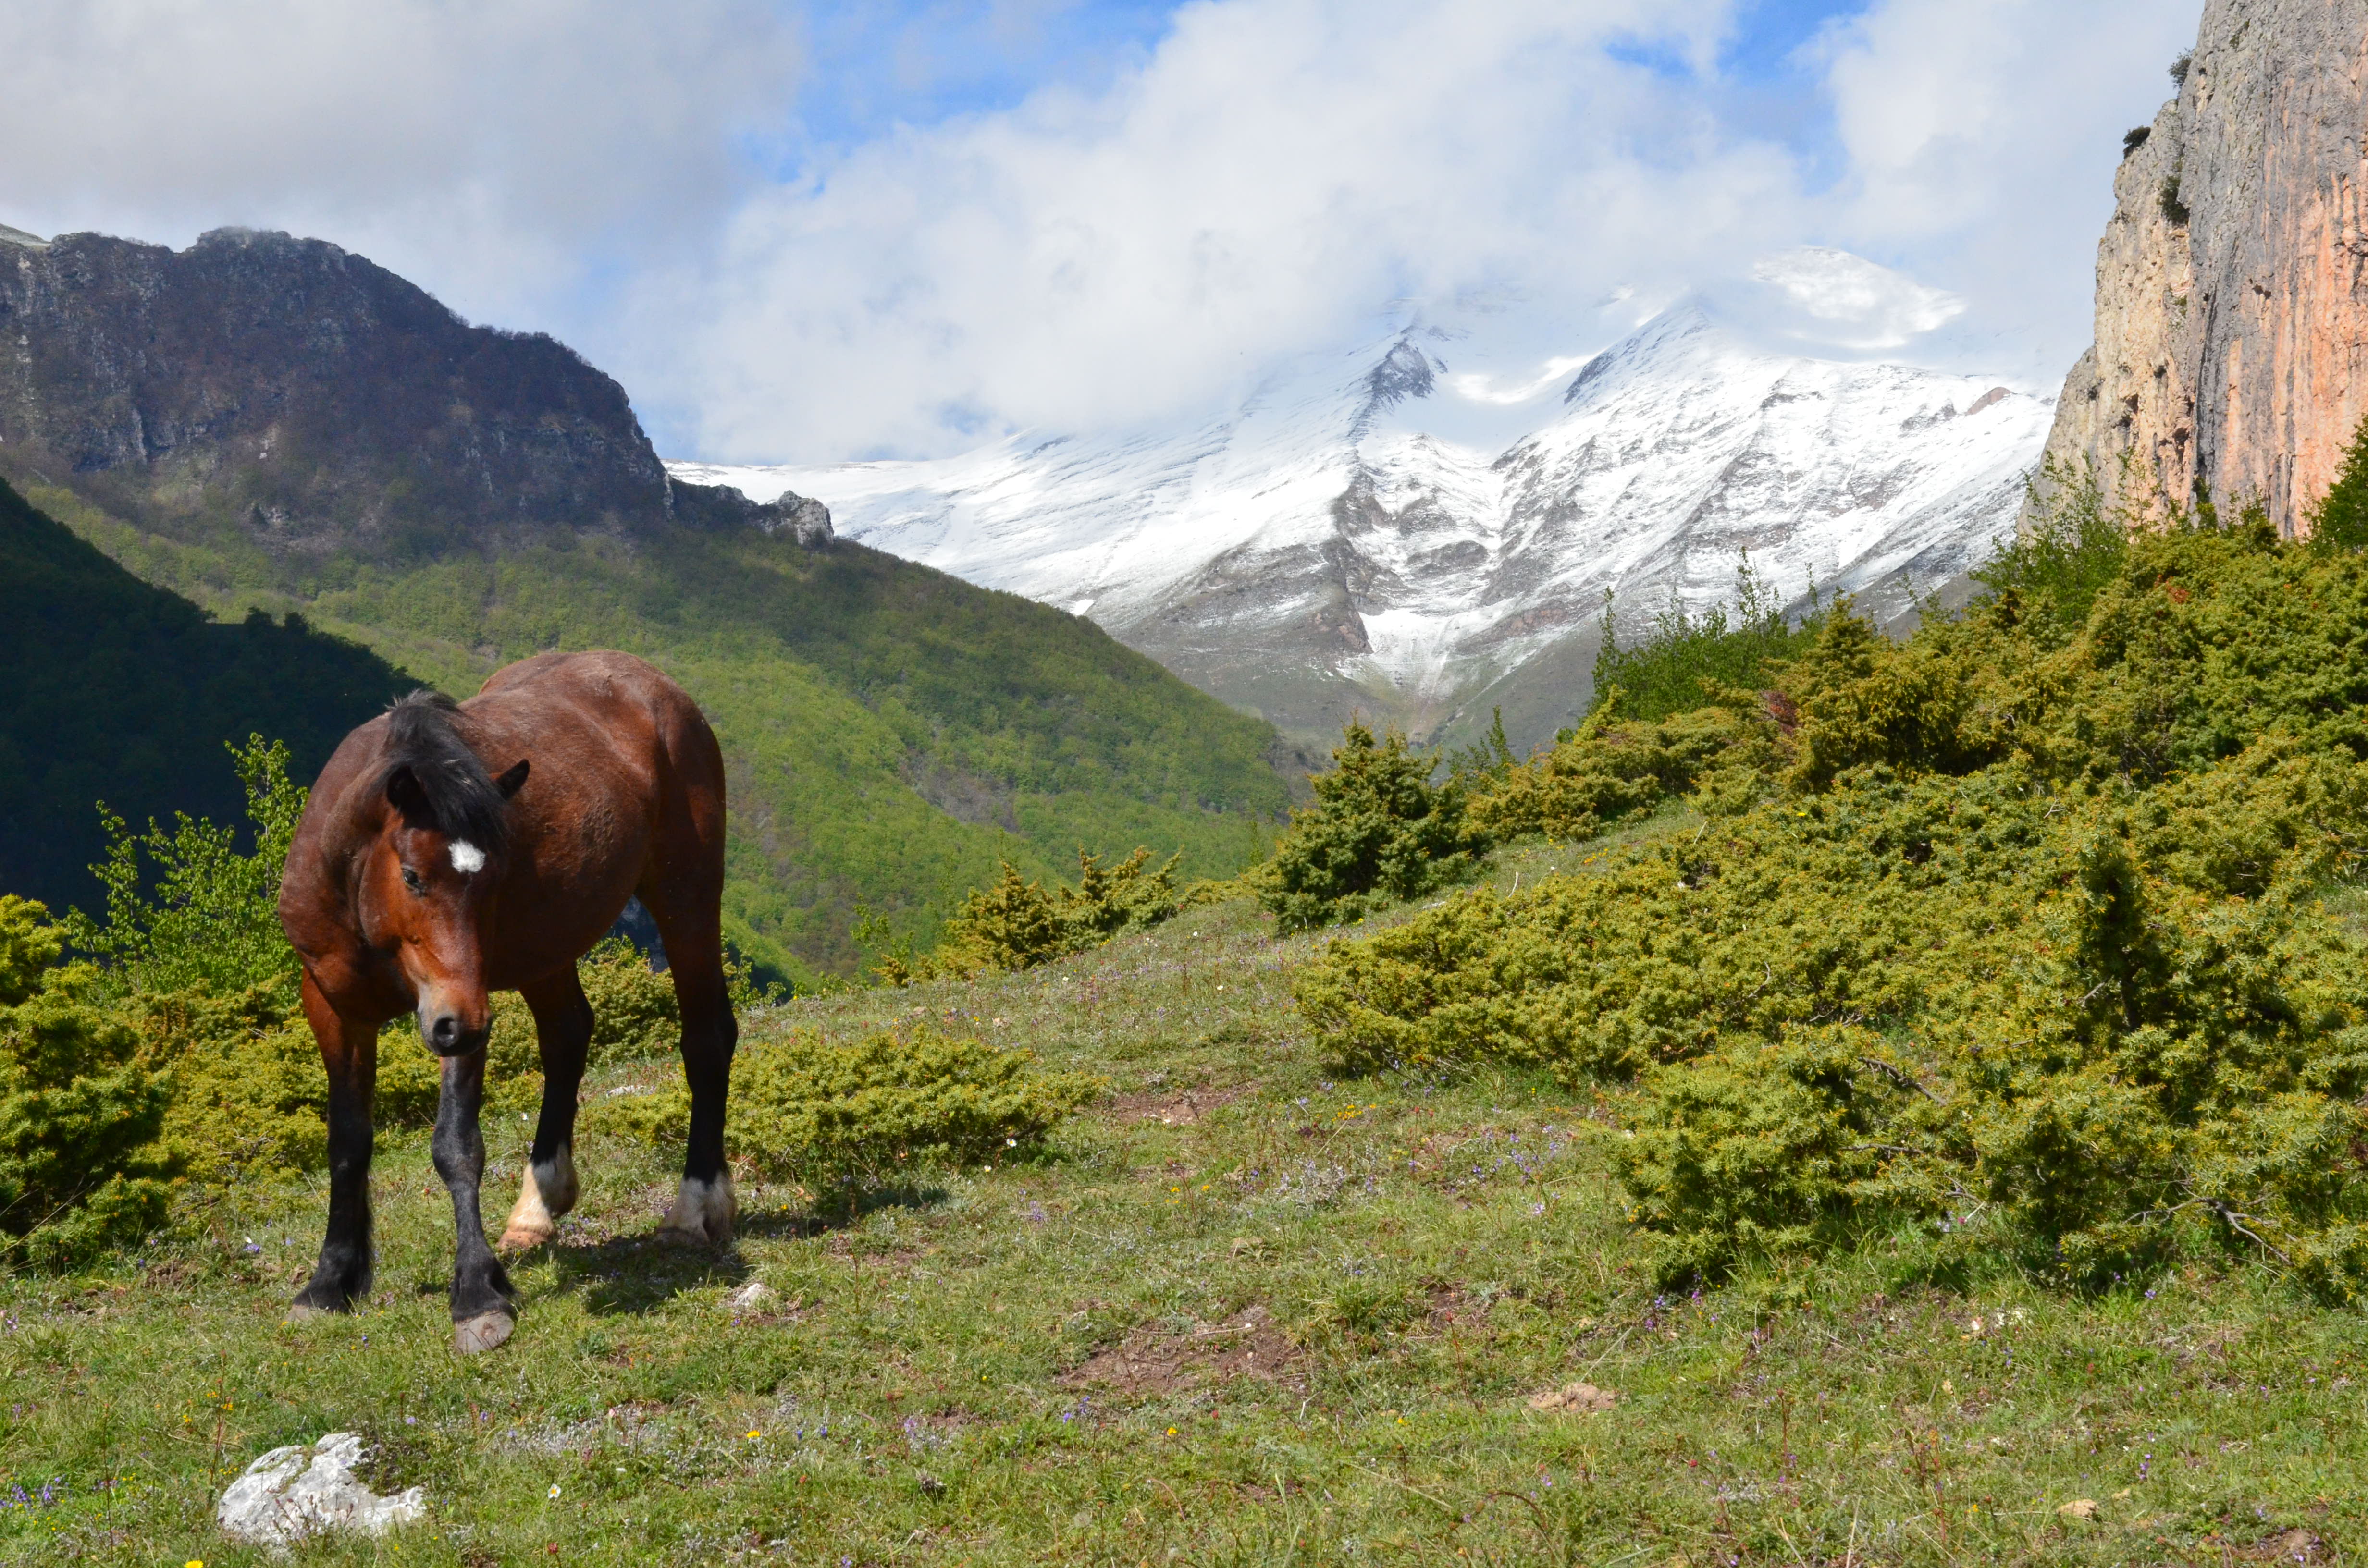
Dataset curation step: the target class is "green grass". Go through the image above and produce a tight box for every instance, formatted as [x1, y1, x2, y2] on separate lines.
[7, 836, 2368, 1564]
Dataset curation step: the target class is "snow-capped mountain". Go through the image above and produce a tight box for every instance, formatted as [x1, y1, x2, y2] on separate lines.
[670, 303, 2052, 753]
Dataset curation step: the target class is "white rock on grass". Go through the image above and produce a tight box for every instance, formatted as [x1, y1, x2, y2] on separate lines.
[728, 1280, 777, 1312]
[217, 1432, 425, 1547]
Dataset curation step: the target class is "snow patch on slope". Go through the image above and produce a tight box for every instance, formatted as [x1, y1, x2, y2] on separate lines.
[671, 297, 2050, 747]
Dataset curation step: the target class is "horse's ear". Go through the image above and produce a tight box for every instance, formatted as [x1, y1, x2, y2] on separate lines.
[385, 764, 429, 820]
[495, 760, 530, 799]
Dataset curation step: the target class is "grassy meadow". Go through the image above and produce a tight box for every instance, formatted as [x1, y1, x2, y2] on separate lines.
[6, 827, 2367, 1566]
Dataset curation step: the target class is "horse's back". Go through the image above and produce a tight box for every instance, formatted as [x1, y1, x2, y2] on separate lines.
[459, 653, 720, 985]
[471, 651, 715, 779]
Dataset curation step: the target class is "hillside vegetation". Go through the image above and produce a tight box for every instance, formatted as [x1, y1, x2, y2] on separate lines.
[1298, 470, 2368, 1302]
[16, 478, 1289, 985]
[11, 845, 2368, 1562]
[0, 478, 410, 913]
[24, 472, 2368, 1559]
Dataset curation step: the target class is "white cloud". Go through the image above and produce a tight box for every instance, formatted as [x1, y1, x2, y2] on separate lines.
[638, 0, 1817, 461]
[1748, 247, 1964, 348]
[642, 0, 2206, 462]
[0, 0, 2209, 462]
[1814, 0, 2201, 381]
[0, 0, 803, 331]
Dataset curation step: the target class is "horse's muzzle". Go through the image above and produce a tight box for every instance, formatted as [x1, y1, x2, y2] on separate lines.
[421, 1010, 489, 1057]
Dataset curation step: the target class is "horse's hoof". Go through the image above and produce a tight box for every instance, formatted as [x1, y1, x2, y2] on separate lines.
[656, 1176, 737, 1248]
[501, 1155, 574, 1251]
[453, 1311, 516, 1355]
[496, 1223, 554, 1253]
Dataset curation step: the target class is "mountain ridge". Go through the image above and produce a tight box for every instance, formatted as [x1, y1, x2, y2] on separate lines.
[675, 298, 2054, 754]
[0, 224, 827, 559]
[0, 221, 1290, 981]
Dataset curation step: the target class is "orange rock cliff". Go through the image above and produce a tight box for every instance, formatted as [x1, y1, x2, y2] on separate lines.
[2030, 0, 2368, 536]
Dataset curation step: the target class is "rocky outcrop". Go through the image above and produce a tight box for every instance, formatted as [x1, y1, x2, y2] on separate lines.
[2031, 0, 2368, 534]
[0, 224, 827, 557]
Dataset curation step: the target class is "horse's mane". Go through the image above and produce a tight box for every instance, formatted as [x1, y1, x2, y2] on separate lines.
[382, 691, 511, 848]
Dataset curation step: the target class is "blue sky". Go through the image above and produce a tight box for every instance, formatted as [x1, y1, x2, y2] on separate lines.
[790, 1, 1183, 149]
[786, 1, 1874, 161]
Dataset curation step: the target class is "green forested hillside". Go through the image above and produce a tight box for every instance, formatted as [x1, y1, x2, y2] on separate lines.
[0, 478, 412, 910]
[16, 479, 1290, 985]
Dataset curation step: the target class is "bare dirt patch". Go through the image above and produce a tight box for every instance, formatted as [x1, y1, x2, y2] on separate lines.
[1102, 1082, 1252, 1127]
[2241, 1529, 2324, 1562]
[1424, 1285, 1493, 1334]
[1526, 1382, 1619, 1415]
[1058, 1304, 1305, 1396]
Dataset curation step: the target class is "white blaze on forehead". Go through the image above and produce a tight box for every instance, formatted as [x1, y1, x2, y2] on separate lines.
[448, 841, 486, 875]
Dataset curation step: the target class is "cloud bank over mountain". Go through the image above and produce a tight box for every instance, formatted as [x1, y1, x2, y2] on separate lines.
[1, 0, 2200, 462]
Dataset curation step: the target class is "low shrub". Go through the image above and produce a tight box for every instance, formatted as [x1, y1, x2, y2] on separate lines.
[585, 1024, 1097, 1194]
[484, 938, 683, 1087]
[0, 897, 176, 1265]
[1297, 480, 2368, 1296]
[1262, 722, 1485, 933]
[138, 988, 498, 1180]
[1469, 696, 1777, 844]
[883, 847, 1181, 982]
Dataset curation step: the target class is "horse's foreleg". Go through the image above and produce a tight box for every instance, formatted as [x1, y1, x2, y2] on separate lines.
[432, 1046, 516, 1353]
[655, 942, 738, 1247]
[500, 968, 592, 1249]
[294, 974, 377, 1315]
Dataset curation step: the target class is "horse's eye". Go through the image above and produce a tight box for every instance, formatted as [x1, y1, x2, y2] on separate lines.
[401, 866, 424, 894]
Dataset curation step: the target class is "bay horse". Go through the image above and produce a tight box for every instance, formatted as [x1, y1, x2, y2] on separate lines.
[277, 650, 738, 1353]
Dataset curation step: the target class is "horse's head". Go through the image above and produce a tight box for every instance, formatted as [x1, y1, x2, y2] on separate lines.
[363, 694, 530, 1056]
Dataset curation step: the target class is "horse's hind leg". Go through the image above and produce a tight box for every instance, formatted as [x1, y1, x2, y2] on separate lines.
[647, 889, 738, 1246]
[500, 968, 593, 1250]
[434, 1046, 517, 1353]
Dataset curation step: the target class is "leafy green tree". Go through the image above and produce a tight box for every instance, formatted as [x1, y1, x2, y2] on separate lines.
[1591, 553, 1814, 725]
[65, 736, 305, 1000]
[1262, 722, 1485, 933]
[1974, 455, 2132, 629]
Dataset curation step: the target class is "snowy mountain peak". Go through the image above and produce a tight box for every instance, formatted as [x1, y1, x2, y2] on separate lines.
[670, 303, 2050, 753]
[1365, 338, 1438, 411]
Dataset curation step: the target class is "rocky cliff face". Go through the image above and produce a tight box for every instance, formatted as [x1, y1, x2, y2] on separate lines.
[0, 225, 828, 558]
[2033, 0, 2368, 533]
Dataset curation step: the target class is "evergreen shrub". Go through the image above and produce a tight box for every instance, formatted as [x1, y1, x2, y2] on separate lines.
[1261, 722, 1486, 933]
[1299, 491, 2368, 1295]
[585, 1024, 1097, 1193]
[882, 847, 1181, 982]
[0, 897, 176, 1265]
